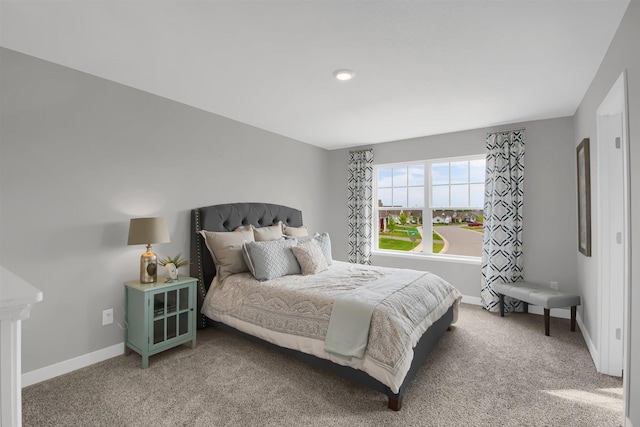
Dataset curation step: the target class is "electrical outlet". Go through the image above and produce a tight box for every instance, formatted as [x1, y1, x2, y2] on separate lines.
[550, 281, 558, 290]
[102, 308, 114, 326]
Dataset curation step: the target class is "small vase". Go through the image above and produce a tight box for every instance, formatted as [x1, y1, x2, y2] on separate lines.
[165, 263, 178, 281]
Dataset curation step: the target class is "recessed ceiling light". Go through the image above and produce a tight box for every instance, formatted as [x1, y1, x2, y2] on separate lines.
[333, 69, 355, 81]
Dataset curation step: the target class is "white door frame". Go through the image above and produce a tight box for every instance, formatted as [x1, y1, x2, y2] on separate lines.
[595, 71, 631, 421]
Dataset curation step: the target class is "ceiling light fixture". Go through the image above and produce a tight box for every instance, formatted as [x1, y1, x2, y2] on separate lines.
[333, 69, 355, 81]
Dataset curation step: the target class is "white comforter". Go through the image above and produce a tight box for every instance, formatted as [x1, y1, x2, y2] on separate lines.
[201, 261, 462, 393]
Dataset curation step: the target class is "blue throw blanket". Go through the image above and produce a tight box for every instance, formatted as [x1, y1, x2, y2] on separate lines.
[324, 269, 425, 360]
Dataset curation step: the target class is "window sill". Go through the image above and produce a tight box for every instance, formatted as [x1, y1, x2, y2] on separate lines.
[371, 250, 482, 266]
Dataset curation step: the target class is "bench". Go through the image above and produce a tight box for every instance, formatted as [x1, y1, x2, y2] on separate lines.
[493, 282, 581, 336]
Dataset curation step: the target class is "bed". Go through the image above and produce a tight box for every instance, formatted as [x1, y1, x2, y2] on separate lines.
[190, 202, 461, 410]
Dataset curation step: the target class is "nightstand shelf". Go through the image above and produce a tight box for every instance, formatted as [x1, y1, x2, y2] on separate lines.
[124, 276, 197, 368]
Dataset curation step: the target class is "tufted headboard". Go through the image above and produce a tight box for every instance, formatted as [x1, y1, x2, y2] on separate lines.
[190, 202, 303, 327]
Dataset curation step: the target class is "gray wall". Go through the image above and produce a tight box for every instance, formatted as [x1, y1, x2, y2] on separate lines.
[573, 0, 639, 423]
[326, 117, 577, 300]
[0, 48, 331, 373]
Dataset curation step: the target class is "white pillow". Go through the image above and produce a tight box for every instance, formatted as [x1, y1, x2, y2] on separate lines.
[283, 225, 308, 237]
[297, 233, 332, 265]
[234, 222, 284, 241]
[200, 229, 255, 282]
[254, 222, 284, 241]
[292, 239, 328, 276]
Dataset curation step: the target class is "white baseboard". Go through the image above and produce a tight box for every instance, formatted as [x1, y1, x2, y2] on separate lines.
[576, 312, 599, 370]
[22, 342, 124, 387]
[626, 416, 634, 427]
[461, 295, 482, 306]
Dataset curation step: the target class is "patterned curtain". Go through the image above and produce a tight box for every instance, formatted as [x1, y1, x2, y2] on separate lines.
[348, 149, 374, 264]
[480, 130, 525, 312]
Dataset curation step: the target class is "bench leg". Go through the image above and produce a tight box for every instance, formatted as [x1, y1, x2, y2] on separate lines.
[499, 294, 505, 317]
[523, 302, 529, 314]
[571, 306, 577, 332]
[544, 308, 550, 336]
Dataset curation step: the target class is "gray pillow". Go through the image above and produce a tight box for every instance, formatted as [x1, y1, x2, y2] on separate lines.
[292, 239, 328, 275]
[242, 239, 301, 281]
[200, 229, 255, 282]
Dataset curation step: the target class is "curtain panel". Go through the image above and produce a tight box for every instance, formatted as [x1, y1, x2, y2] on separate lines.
[480, 130, 525, 312]
[348, 149, 374, 264]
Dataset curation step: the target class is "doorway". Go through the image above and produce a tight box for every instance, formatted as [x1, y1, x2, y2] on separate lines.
[595, 71, 630, 416]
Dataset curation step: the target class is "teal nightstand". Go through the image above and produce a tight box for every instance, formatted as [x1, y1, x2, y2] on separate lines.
[124, 276, 197, 368]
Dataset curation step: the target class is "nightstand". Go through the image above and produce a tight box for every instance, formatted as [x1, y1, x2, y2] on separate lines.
[124, 276, 197, 368]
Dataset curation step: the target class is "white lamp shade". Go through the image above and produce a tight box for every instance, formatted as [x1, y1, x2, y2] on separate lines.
[127, 217, 170, 245]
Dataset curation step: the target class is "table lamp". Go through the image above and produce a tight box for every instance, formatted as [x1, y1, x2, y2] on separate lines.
[127, 217, 170, 283]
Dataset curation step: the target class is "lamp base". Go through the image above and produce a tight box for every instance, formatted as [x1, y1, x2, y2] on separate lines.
[140, 249, 158, 283]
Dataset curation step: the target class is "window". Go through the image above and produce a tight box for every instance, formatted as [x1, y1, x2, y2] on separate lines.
[374, 155, 485, 258]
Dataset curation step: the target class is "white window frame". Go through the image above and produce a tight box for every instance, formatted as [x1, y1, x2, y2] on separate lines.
[373, 154, 485, 262]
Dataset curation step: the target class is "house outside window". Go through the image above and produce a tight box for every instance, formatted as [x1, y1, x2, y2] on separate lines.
[374, 155, 485, 258]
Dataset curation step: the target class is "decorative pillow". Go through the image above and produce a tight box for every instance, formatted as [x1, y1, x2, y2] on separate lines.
[298, 232, 332, 265]
[242, 239, 301, 281]
[292, 239, 328, 275]
[283, 225, 308, 237]
[200, 229, 255, 282]
[253, 222, 284, 242]
[234, 224, 253, 233]
[313, 233, 332, 265]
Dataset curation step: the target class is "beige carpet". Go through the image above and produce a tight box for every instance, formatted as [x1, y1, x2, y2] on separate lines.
[22, 304, 623, 426]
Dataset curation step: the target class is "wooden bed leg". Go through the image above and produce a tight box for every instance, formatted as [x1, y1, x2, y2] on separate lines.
[499, 294, 505, 317]
[388, 397, 402, 411]
[571, 306, 577, 332]
[446, 326, 452, 331]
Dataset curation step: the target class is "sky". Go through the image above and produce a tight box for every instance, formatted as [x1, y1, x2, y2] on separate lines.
[378, 159, 485, 208]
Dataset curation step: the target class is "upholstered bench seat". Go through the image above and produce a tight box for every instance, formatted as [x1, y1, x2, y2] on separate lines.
[493, 282, 581, 336]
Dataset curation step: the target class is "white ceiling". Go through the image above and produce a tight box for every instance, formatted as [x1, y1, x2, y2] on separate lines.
[0, 1, 630, 150]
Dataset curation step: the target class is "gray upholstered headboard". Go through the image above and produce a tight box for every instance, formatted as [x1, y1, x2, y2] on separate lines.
[190, 202, 303, 327]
